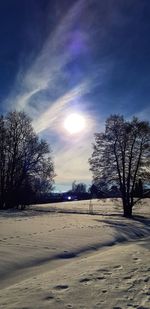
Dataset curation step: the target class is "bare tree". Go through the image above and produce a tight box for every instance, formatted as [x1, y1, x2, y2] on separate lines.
[0, 111, 55, 209]
[0, 116, 6, 208]
[89, 115, 150, 217]
[72, 181, 86, 194]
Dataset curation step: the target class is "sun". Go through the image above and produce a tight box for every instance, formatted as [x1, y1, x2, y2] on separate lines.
[64, 113, 86, 134]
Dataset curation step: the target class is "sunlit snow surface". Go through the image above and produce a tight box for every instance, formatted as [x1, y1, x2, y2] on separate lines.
[0, 198, 150, 309]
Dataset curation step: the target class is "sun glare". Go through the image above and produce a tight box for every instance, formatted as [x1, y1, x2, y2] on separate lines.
[64, 113, 86, 134]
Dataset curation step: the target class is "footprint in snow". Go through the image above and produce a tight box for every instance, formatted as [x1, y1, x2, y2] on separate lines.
[96, 276, 106, 280]
[44, 295, 54, 301]
[54, 284, 69, 290]
[133, 257, 141, 262]
[123, 275, 133, 280]
[113, 265, 123, 270]
[97, 267, 111, 273]
[79, 278, 92, 283]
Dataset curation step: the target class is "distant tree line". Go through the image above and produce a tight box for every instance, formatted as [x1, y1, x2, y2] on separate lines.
[58, 181, 89, 201]
[0, 111, 55, 209]
[89, 179, 147, 199]
[70, 181, 89, 199]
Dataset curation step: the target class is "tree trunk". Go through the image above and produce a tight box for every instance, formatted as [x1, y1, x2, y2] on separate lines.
[122, 197, 133, 218]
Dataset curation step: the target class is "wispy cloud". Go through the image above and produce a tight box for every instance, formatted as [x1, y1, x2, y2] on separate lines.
[33, 80, 90, 133]
[5, 0, 90, 113]
[4, 0, 112, 129]
[4, 0, 136, 190]
[3, 0, 101, 191]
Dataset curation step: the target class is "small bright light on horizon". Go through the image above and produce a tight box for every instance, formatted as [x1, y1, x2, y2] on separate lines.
[64, 113, 86, 134]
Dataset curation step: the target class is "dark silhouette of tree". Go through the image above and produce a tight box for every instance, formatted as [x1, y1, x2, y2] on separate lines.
[89, 184, 98, 198]
[108, 185, 121, 198]
[72, 181, 86, 194]
[0, 115, 6, 208]
[71, 181, 88, 199]
[134, 179, 144, 198]
[89, 115, 150, 217]
[71, 180, 77, 193]
[89, 182, 106, 198]
[0, 111, 55, 209]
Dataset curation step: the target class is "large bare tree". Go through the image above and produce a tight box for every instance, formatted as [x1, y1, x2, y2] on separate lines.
[89, 115, 150, 217]
[0, 111, 55, 209]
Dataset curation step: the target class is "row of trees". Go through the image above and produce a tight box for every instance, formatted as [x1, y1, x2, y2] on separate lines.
[67, 181, 89, 200]
[0, 111, 55, 209]
[89, 179, 145, 199]
[89, 115, 150, 217]
[0, 111, 149, 217]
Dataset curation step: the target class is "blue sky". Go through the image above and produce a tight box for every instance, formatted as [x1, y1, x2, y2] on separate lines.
[0, 0, 150, 191]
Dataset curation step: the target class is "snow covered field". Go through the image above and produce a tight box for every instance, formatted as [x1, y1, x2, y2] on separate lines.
[0, 199, 150, 309]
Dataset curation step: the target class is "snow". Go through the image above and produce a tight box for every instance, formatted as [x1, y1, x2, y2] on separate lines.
[0, 198, 150, 308]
